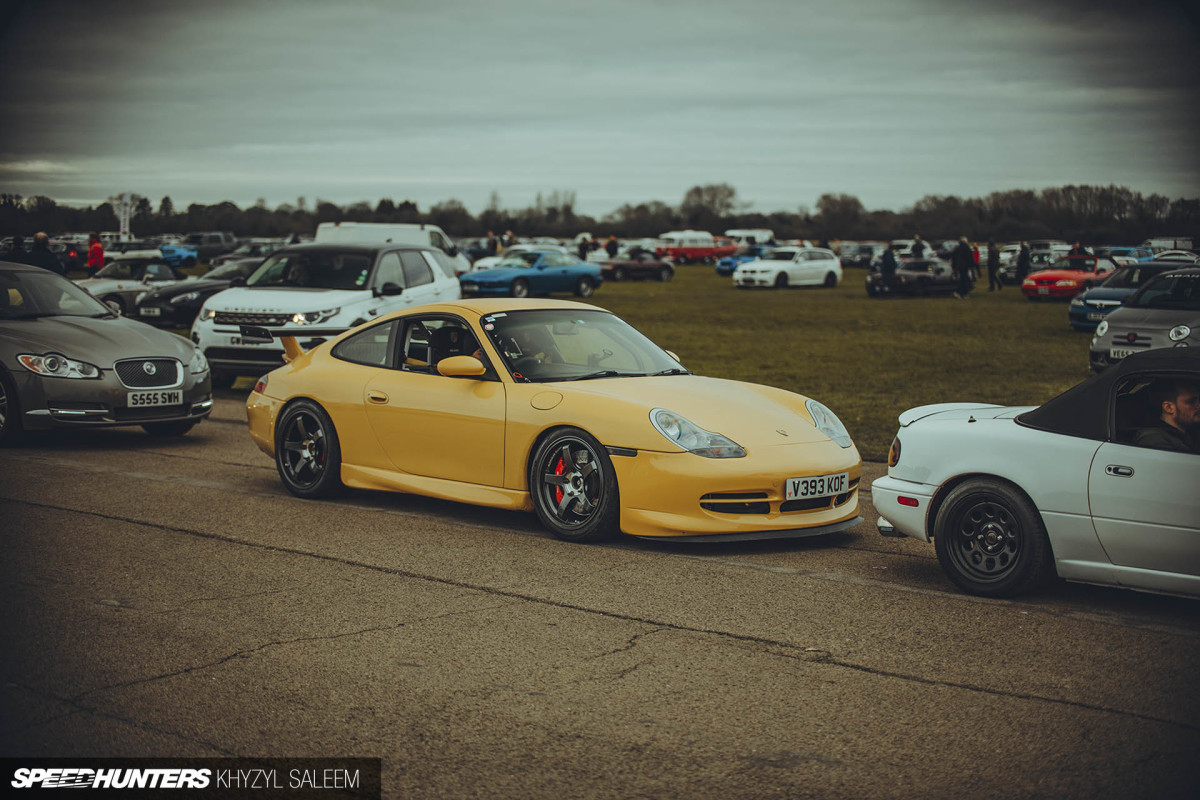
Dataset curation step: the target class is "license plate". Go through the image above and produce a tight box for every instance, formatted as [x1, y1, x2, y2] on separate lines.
[127, 390, 182, 407]
[786, 472, 849, 501]
[1109, 348, 1134, 359]
[140, 306, 161, 317]
[1086, 312, 1105, 321]
[229, 336, 264, 346]
[1037, 287, 1049, 295]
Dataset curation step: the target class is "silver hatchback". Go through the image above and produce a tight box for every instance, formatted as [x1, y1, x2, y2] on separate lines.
[1090, 267, 1200, 371]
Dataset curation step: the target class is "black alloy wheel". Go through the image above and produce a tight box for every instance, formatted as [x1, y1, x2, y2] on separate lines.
[275, 399, 343, 498]
[511, 278, 531, 298]
[933, 479, 1052, 597]
[774, 272, 788, 289]
[529, 427, 619, 542]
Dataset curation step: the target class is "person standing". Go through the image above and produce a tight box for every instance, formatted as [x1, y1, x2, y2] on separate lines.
[911, 234, 926, 258]
[577, 236, 590, 260]
[987, 239, 1002, 291]
[1016, 241, 1032, 283]
[485, 230, 498, 257]
[6, 234, 26, 262]
[1068, 241, 1089, 256]
[951, 236, 974, 299]
[880, 244, 897, 294]
[605, 235, 619, 259]
[24, 232, 66, 275]
[86, 232, 105, 277]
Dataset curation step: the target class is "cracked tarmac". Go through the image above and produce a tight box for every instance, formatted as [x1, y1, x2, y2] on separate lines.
[2, 396, 1199, 798]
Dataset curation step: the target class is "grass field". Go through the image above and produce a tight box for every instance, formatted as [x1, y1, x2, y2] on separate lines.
[582, 266, 1095, 461]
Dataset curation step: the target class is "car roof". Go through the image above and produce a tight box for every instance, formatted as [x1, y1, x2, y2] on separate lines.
[432, 298, 606, 316]
[277, 243, 433, 255]
[1019, 348, 1200, 440]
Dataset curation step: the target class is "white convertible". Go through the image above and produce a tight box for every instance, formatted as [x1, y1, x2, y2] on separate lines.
[732, 247, 842, 289]
[872, 348, 1200, 598]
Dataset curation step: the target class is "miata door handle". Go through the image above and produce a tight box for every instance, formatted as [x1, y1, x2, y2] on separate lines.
[367, 390, 389, 404]
[1105, 465, 1134, 477]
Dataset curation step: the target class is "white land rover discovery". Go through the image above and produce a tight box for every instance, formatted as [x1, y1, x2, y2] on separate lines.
[191, 243, 462, 387]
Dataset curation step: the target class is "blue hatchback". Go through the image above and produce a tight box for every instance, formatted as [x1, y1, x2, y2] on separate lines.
[715, 245, 773, 276]
[1068, 262, 1184, 331]
[459, 250, 603, 298]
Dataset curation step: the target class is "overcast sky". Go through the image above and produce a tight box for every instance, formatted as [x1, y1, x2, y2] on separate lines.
[0, 0, 1197, 218]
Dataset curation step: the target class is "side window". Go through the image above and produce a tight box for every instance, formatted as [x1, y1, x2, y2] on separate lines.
[398, 317, 482, 374]
[400, 251, 433, 288]
[547, 254, 572, 267]
[148, 263, 172, 280]
[422, 250, 459, 279]
[375, 253, 405, 288]
[1115, 375, 1200, 453]
[332, 321, 396, 368]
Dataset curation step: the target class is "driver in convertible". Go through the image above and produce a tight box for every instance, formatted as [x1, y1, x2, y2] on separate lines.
[1134, 379, 1200, 454]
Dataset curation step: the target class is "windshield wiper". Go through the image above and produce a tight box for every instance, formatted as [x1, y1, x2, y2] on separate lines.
[649, 368, 692, 376]
[561, 370, 645, 381]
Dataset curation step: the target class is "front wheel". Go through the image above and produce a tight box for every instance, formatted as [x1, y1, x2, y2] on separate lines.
[611, 266, 625, 282]
[933, 479, 1053, 597]
[511, 278, 530, 298]
[275, 399, 344, 498]
[773, 272, 788, 289]
[529, 427, 619, 542]
[658, 266, 674, 282]
[574, 276, 595, 298]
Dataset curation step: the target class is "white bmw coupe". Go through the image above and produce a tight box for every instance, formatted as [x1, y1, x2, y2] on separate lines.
[872, 348, 1200, 598]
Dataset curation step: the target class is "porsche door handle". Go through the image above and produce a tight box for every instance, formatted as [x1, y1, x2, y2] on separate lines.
[366, 391, 389, 404]
[1105, 465, 1134, 477]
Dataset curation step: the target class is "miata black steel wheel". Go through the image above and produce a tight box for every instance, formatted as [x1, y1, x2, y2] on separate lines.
[933, 478, 1052, 597]
[275, 399, 343, 498]
[530, 427, 619, 542]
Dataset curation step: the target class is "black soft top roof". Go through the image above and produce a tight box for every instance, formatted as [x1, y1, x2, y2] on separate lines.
[1018, 348, 1200, 439]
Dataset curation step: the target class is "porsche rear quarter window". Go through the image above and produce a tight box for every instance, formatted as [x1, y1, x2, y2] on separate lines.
[332, 322, 396, 367]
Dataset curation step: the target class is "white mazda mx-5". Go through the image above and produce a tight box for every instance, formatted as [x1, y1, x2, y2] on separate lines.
[872, 348, 1199, 598]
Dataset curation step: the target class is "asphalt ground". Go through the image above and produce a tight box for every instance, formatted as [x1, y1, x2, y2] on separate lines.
[2, 395, 1198, 799]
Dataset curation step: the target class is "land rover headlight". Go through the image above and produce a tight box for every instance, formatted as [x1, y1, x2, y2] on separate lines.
[292, 308, 340, 325]
[650, 408, 745, 458]
[18, 352, 100, 379]
[189, 348, 209, 375]
[1169, 325, 1191, 342]
[806, 399, 853, 448]
[199, 306, 215, 321]
[1095, 320, 1109, 337]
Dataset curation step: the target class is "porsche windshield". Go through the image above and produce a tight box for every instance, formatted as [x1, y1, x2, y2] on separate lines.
[247, 249, 374, 290]
[482, 309, 685, 382]
[0, 268, 112, 319]
[1126, 273, 1200, 310]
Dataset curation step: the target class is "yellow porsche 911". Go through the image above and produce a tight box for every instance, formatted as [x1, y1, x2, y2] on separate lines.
[244, 299, 862, 543]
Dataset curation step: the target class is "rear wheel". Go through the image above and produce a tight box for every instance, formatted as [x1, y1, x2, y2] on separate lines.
[143, 419, 197, 436]
[574, 276, 595, 298]
[675, 254, 689, 265]
[511, 278, 530, 298]
[529, 427, 619, 542]
[823, 271, 838, 287]
[275, 399, 343, 498]
[774, 272, 788, 289]
[611, 266, 625, 282]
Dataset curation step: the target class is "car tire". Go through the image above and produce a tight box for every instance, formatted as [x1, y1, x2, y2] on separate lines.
[101, 295, 125, 314]
[574, 276, 595, 298]
[611, 266, 625, 282]
[824, 272, 838, 288]
[658, 266, 673, 282]
[933, 478, 1053, 597]
[511, 278, 530, 298]
[774, 273, 788, 289]
[275, 399, 344, 498]
[143, 419, 197, 436]
[529, 427, 619, 543]
[676, 254, 689, 265]
[0, 367, 25, 446]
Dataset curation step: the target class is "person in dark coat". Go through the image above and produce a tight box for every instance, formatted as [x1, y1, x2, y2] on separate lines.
[577, 237, 590, 260]
[951, 236, 974, 299]
[605, 236, 619, 258]
[1016, 241, 1032, 283]
[880, 244, 898, 294]
[911, 234, 926, 258]
[485, 231, 498, 257]
[986, 239, 1002, 291]
[1068, 241, 1090, 256]
[24, 232, 66, 275]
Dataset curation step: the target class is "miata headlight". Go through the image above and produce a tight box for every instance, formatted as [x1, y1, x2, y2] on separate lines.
[1095, 320, 1109, 337]
[650, 408, 745, 458]
[18, 353, 100, 379]
[806, 399, 853, 448]
[292, 308, 340, 325]
[189, 348, 209, 375]
[172, 291, 200, 304]
[1169, 325, 1191, 342]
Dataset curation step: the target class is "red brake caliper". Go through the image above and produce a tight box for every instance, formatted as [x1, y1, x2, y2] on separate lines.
[554, 458, 565, 504]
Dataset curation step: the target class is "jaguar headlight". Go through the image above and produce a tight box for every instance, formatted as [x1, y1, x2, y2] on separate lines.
[806, 399, 853, 448]
[18, 352, 100, 379]
[189, 348, 209, 375]
[292, 308, 340, 325]
[650, 408, 745, 458]
[172, 291, 200, 304]
[1095, 320, 1109, 337]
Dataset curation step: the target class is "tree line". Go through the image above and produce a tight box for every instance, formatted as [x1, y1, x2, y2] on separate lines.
[2, 184, 1196, 245]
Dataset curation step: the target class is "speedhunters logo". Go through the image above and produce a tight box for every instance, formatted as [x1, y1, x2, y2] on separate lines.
[4, 759, 381, 797]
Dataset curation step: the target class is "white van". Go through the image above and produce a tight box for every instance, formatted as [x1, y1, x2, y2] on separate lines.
[314, 222, 472, 274]
[725, 228, 775, 245]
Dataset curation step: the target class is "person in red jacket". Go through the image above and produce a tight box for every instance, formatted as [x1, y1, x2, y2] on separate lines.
[86, 232, 104, 276]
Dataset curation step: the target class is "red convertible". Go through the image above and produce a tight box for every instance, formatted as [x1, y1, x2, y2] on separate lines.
[1021, 255, 1118, 300]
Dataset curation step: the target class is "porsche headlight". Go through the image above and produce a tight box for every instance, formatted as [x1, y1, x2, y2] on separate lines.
[1095, 320, 1109, 337]
[189, 348, 209, 375]
[1169, 325, 1191, 342]
[292, 308, 340, 325]
[806, 399, 853, 448]
[650, 408, 745, 458]
[18, 353, 100, 379]
[172, 291, 200, 304]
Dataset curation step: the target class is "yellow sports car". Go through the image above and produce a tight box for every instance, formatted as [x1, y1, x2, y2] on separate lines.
[245, 299, 862, 542]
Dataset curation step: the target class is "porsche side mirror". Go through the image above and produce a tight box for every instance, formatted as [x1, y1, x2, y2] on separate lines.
[437, 355, 486, 378]
[373, 282, 403, 297]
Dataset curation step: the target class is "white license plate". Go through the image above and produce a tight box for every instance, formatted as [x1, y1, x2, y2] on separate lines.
[1086, 312, 1105, 321]
[1109, 347, 1135, 359]
[229, 336, 264, 346]
[1037, 287, 1049, 295]
[140, 306, 161, 317]
[127, 390, 182, 407]
[786, 472, 849, 501]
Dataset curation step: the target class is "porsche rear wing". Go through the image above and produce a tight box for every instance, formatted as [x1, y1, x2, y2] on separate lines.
[238, 325, 351, 362]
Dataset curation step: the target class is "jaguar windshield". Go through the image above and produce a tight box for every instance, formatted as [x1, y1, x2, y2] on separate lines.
[247, 249, 375, 290]
[0, 268, 112, 319]
[482, 309, 685, 382]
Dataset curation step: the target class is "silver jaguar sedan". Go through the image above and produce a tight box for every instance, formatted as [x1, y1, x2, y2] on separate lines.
[1, 261, 212, 444]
